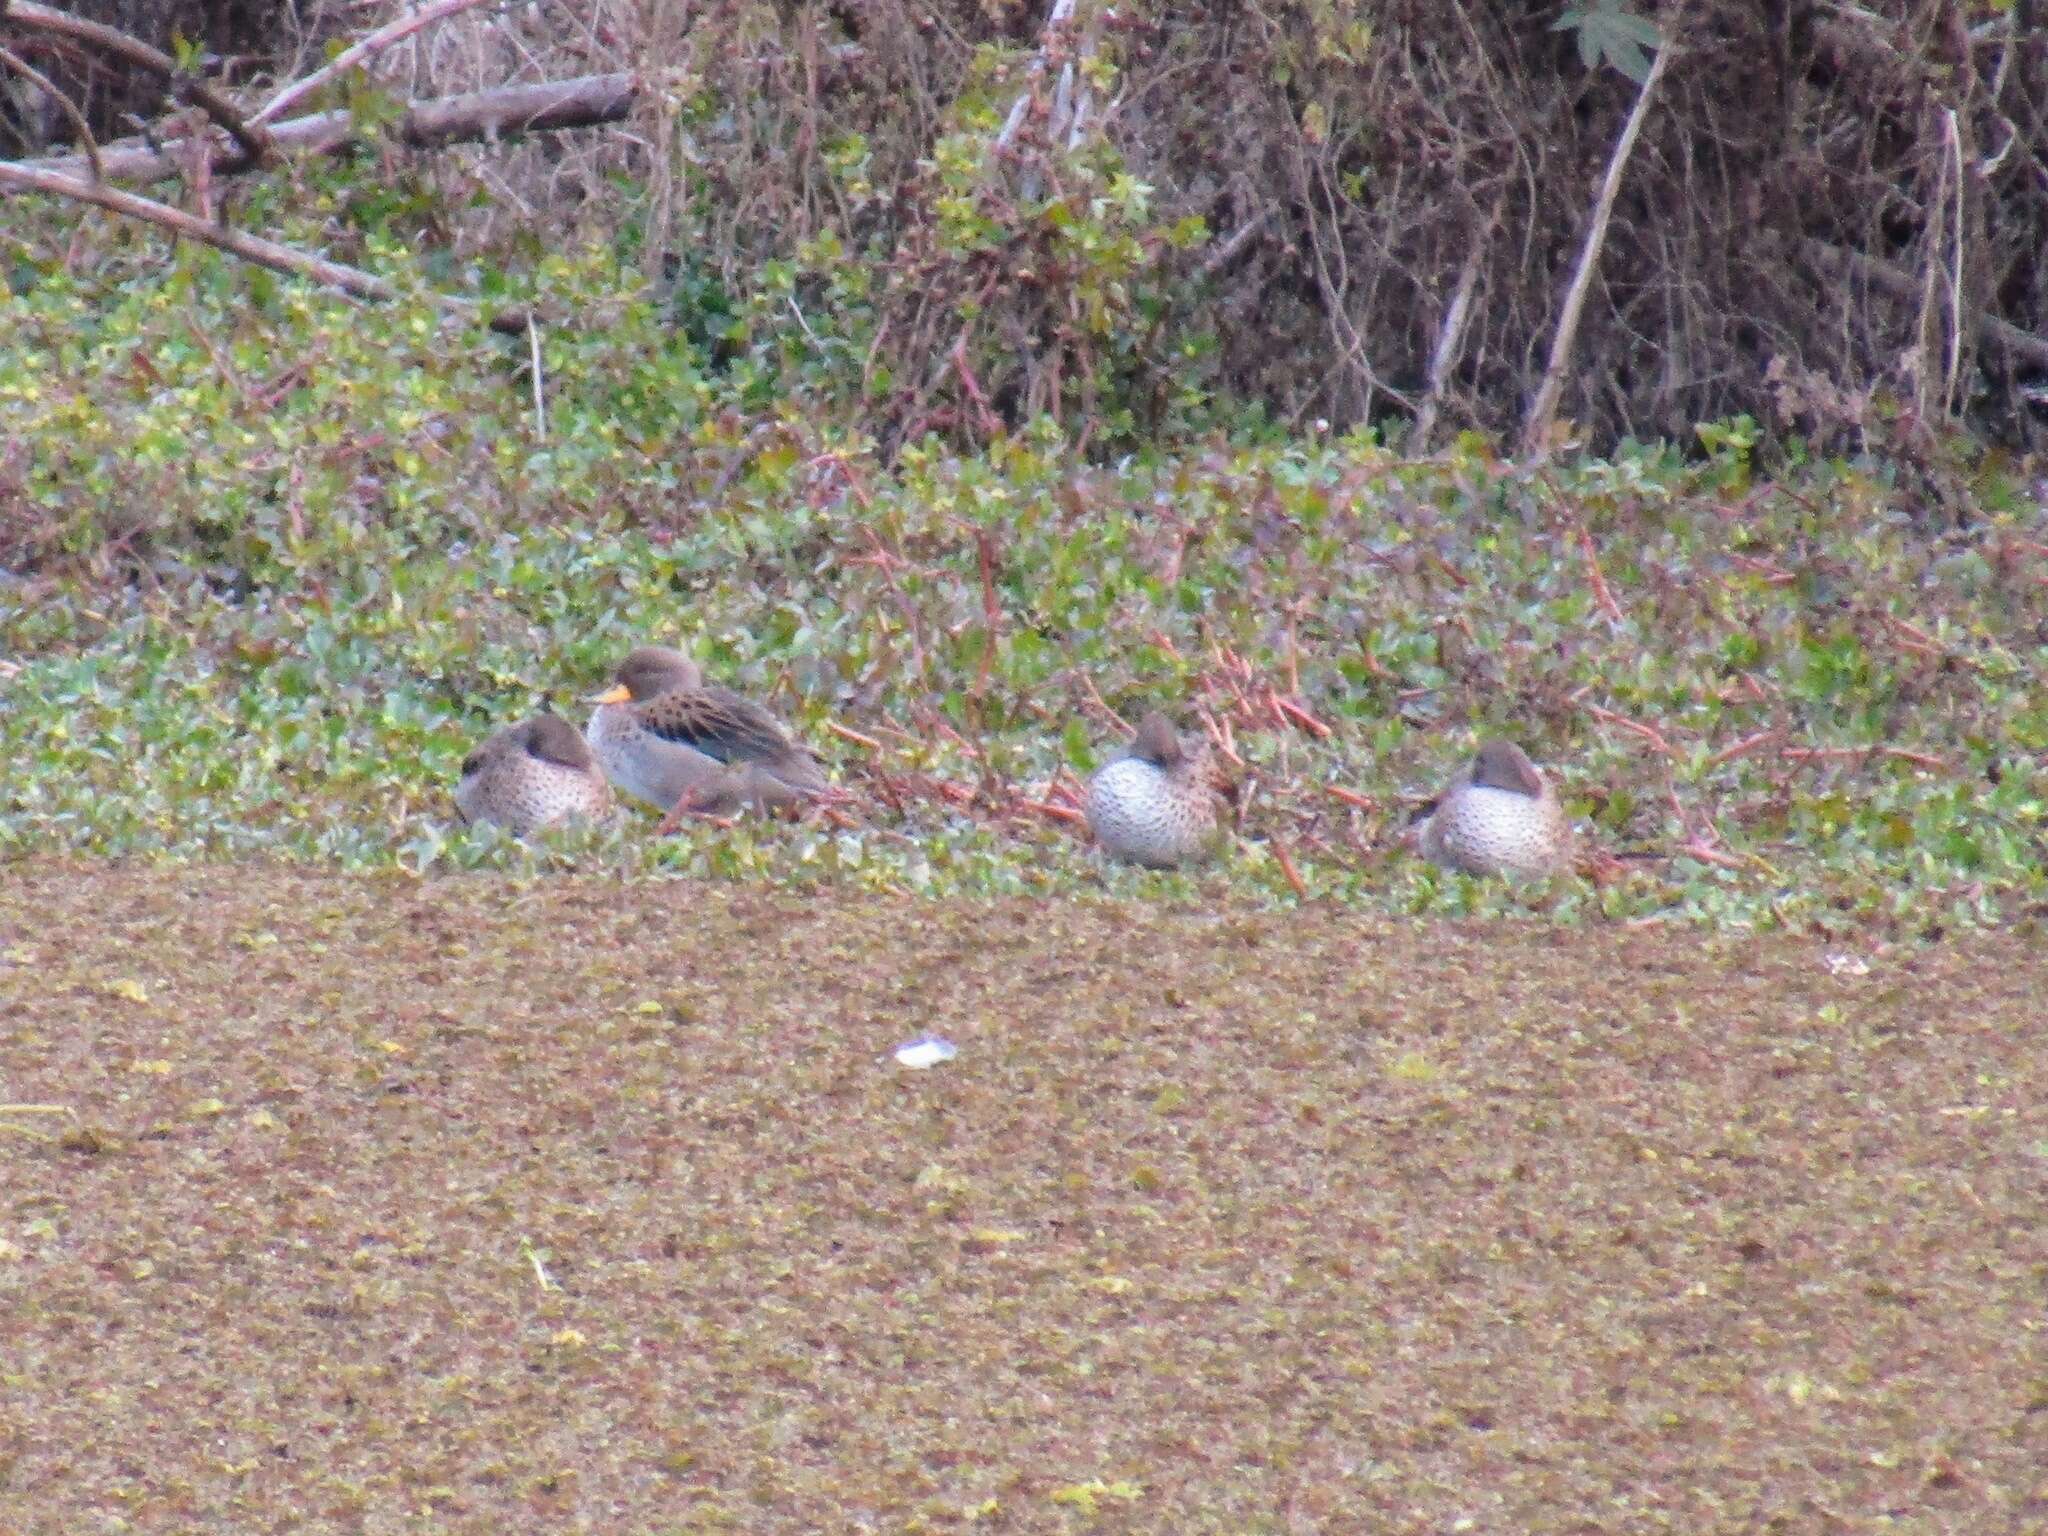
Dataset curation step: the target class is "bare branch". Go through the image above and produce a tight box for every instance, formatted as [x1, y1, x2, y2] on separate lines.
[1521, 41, 1674, 460]
[3, 0, 276, 168]
[33, 106, 355, 183]
[995, 0, 1081, 151]
[1942, 107, 1964, 417]
[0, 160, 394, 300]
[252, 0, 497, 128]
[1414, 190, 1506, 451]
[0, 41, 98, 181]
[1195, 210, 1271, 282]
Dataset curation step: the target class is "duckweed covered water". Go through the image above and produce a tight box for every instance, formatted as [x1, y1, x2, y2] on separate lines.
[2, 862, 2041, 1531]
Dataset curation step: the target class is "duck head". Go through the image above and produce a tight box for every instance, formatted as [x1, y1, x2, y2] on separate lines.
[586, 646, 703, 705]
[1469, 739, 1546, 798]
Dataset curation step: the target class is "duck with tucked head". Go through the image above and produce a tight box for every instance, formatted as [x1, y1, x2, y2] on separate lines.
[454, 713, 612, 835]
[1084, 711, 1234, 869]
[584, 646, 829, 829]
[1417, 739, 1572, 879]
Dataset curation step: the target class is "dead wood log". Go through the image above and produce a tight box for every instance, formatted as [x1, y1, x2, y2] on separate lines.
[1798, 237, 2048, 374]
[23, 72, 642, 186]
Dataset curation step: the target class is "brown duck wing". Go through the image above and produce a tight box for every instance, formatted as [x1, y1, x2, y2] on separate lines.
[642, 686, 802, 767]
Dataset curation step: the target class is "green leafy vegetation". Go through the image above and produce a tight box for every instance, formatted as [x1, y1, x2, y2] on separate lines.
[3, 208, 2044, 930]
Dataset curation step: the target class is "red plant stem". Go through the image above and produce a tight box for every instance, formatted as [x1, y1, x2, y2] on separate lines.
[1725, 672, 1774, 704]
[1195, 706, 1246, 768]
[1782, 746, 1948, 771]
[1080, 672, 1130, 735]
[1677, 836, 1746, 871]
[825, 720, 883, 751]
[1016, 798, 1085, 825]
[1577, 524, 1626, 623]
[1273, 695, 1331, 738]
[972, 524, 1001, 699]
[930, 717, 983, 758]
[1271, 839, 1309, 900]
[1883, 615, 1980, 670]
[1574, 695, 1673, 755]
[1728, 553, 1797, 585]
[1213, 663, 1253, 717]
[950, 333, 1002, 438]
[1705, 729, 1783, 769]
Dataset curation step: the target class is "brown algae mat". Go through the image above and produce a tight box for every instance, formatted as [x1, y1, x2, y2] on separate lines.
[1, 862, 2042, 1534]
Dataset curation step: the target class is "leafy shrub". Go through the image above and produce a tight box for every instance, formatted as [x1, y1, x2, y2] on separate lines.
[19, 0, 2044, 451]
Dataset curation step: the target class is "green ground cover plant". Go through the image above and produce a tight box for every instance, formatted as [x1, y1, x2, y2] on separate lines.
[3, 220, 2044, 931]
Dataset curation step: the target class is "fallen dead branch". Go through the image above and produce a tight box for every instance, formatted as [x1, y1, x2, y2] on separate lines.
[1798, 237, 2048, 373]
[2, 66, 653, 320]
[32, 72, 642, 186]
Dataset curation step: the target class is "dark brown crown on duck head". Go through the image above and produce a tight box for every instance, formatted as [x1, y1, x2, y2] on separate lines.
[1130, 711, 1185, 768]
[520, 712, 599, 771]
[461, 711, 596, 781]
[1470, 739, 1546, 798]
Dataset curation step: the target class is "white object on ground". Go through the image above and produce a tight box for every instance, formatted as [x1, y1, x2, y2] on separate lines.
[891, 1036, 959, 1070]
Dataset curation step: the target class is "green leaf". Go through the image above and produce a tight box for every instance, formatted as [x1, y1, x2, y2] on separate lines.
[1554, 3, 1663, 83]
